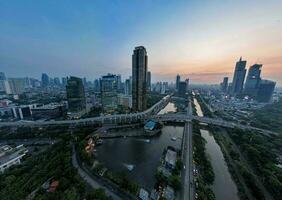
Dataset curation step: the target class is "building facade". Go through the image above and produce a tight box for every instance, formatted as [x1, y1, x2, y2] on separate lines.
[244, 64, 262, 97]
[256, 80, 276, 102]
[147, 71, 151, 92]
[231, 57, 247, 95]
[66, 76, 86, 113]
[132, 46, 148, 111]
[41, 73, 49, 87]
[176, 74, 180, 91]
[221, 77, 228, 93]
[100, 74, 118, 111]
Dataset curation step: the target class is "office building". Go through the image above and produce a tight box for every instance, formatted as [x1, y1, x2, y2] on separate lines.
[256, 80, 276, 102]
[132, 46, 148, 111]
[62, 77, 67, 86]
[185, 78, 189, 92]
[54, 77, 61, 86]
[221, 77, 229, 93]
[125, 78, 132, 96]
[176, 74, 180, 91]
[231, 57, 246, 95]
[0, 72, 6, 81]
[41, 73, 49, 87]
[117, 74, 122, 91]
[147, 71, 151, 92]
[0, 80, 11, 94]
[31, 103, 66, 120]
[178, 81, 187, 96]
[244, 64, 262, 97]
[8, 78, 25, 94]
[100, 74, 118, 111]
[66, 76, 86, 112]
[94, 79, 101, 93]
[11, 105, 32, 120]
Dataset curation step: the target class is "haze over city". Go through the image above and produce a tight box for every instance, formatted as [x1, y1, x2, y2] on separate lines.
[1, 0, 282, 85]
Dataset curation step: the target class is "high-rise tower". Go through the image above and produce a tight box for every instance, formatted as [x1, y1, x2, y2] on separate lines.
[244, 64, 262, 97]
[132, 46, 148, 111]
[231, 57, 247, 95]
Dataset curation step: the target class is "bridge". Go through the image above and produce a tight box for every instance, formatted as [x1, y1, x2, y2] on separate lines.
[0, 95, 278, 136]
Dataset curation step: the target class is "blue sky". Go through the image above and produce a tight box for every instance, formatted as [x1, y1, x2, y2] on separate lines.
[0, 0, 281, 84]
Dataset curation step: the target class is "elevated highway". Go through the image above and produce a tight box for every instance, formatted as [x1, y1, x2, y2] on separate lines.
[0, 95, 278, 136]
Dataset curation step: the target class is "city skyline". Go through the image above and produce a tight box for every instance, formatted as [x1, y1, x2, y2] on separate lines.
[0, 1, 281, 85]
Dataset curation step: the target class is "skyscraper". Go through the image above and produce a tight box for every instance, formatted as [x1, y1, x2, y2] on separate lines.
[178, 81, 187, 96]
[100, 74, 118, 111]
[41, 73, 49, 87]
[8, 78, 26, 94]
[132, 46, 148, 111]
[244, 64, 262, 97]
[66, 76, 86, 112]
[125, 78, 132, 96]
[117, 74, 122, 92]
[221, 77, 229, 93]
[185, 78, 189, 92]
[0, 72, 6, 80]
[231, 57, 247, 95]
[256, 80, 276, 102]
[147, 71, 151, 92]
[176, 74, 180, 91]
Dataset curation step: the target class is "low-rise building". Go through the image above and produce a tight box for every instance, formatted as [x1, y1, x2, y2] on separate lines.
[139, 188, 149, 200]
[0, 144, 28, 173]
[164, 149, 177, 169]
[31, 103, 66, 120]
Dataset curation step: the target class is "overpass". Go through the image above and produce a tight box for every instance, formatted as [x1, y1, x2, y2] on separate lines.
[151, 114, 278, 136]
[0, 96, 278, 136]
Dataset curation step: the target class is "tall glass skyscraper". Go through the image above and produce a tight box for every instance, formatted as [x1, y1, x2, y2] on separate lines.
[244, 64, 262, 97]
[257, 80, 276, 102]
[100, 74, 118, 111]
[66, 76, 86, 112]
[231, 57, 247, 95]
[176, 74, 181, 91]
[132, 46, 148, 111]
[41, 73, 49, 87]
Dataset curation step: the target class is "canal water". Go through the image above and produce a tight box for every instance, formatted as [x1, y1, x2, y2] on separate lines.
[193, 97, 239, 200]
[95, 102, 182, 190]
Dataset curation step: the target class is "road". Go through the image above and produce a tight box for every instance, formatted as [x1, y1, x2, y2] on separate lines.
[181, 100, 194, 200]
[71, 145, 122, 200]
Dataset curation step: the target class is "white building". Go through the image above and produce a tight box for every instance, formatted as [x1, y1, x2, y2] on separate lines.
[0, 145, 28, 173]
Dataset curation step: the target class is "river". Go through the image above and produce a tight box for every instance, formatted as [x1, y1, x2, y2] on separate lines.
[95, 102, 183, 190]
[193, 97, 239, 200]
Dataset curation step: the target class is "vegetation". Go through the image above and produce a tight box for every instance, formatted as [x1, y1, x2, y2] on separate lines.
[228, 128, 282, 200]
[147, 92, 166, 108]
[191, 98, 215, 199]
[251, 98, 282, 134]
[0, 140, 111, 200]
[193, 123, 215, 185]
[0, 126, 69, 140]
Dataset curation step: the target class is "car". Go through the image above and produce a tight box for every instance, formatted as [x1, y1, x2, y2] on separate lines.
[183, 165, 186, 169]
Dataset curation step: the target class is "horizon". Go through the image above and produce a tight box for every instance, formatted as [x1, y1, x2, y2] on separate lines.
[0, 0, 281, 85]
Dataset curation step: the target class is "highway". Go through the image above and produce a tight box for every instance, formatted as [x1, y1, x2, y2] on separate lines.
[0, 94, 278, 136]
[181, 100, 194, 200]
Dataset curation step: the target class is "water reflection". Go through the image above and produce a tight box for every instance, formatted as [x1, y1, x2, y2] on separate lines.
[95, 103, 183, 189]
[194, 97, 239, 200]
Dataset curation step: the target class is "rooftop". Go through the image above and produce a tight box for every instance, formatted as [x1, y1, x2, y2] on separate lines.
[165, 149, 177, 167]
[0, 145, 28, 166]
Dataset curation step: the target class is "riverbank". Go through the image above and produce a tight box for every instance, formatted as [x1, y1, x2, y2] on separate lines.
[193, 94, 240, 200]
[195, 93, 277, 200]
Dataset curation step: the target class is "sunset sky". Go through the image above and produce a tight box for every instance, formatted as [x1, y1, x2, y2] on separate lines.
[0, 0, 281, 85]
